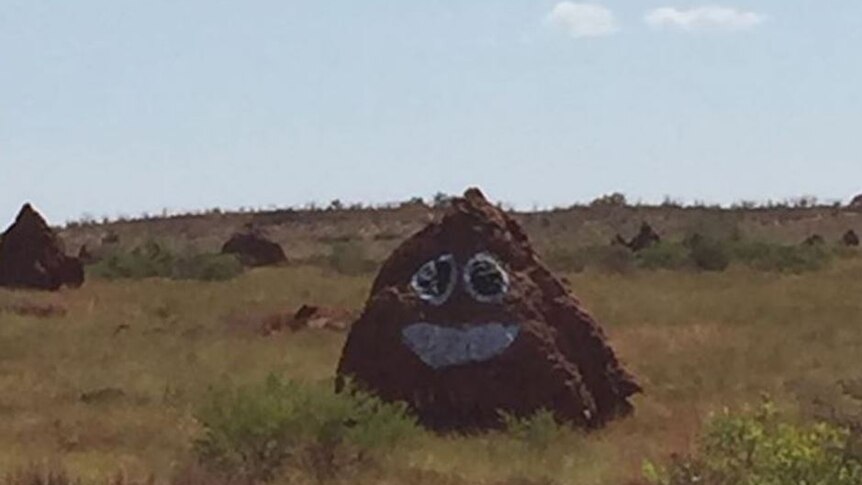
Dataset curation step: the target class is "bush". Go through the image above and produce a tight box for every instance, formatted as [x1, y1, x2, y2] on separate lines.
[543, 239, 847, 275]
[194, 376, 421, 483]
[327, 241, 378, 276]
[732, 242, 832, 273]
[689, 238, 731, 272]
[643, 399, 862, 485]
[590, 192, 627, 207]
[88, 241, 243, 281]
[637, 243, 691, 271]
[172, 253, 245, 282]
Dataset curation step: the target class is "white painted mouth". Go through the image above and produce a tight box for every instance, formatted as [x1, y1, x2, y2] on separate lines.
[401, 322, 520, 369]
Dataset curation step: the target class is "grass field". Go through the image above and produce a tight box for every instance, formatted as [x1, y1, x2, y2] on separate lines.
[2, 256, 861, 484]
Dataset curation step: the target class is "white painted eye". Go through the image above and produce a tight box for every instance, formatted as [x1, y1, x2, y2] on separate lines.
[411, 254, 457, 305]
[464, 252, 509, 303]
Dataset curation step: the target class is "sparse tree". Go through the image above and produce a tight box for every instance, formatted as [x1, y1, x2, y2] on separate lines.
[590, 192, 627, 207]
[432, 192, 452, 208]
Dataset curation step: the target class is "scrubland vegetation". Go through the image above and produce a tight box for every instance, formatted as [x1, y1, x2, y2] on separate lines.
[0, 199, 860, 483]
[88, 241, 244, 282]
[543, 239, 837, 274]
[2, 242, 862, 483]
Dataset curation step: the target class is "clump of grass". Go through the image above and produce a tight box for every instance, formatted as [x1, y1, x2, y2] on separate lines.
[88, 241, 243, 281]
[643, 398, 862, 485]
[500, 410, 567, 452]
[193, 375, 422, 483]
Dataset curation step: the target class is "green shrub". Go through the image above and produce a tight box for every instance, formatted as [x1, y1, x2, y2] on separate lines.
[689, 238, 731, 272]
[88, 241, 170, 279]
[586, 245, 637, 274]
[590, 192, 627, 207]
[637, 243, 691, 271]
[327, 241, 378, 276]
[643, 399, 862, 485]
[732, 242, 832, 273]
[171, 253, 244, 282]
[194, 376, 421, 483]
[88, 241, 243, 281]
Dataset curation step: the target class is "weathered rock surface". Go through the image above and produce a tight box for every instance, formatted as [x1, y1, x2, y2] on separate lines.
[337, 188, 640, 432]
[0, 204, 84, 291]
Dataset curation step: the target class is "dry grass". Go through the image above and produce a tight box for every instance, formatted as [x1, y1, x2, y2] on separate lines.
[2, 260, 862, 484]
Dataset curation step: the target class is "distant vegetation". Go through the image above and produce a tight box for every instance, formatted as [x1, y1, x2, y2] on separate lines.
[543, 239, 840, 274]
[60, 191, 862, 285]
[88, 240, 244, 282]
[62, 191, 858, 228]
[325, 241, 378, 276]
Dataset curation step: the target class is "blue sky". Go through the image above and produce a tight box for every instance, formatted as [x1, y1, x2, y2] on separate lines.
[2, 1, 861, 224]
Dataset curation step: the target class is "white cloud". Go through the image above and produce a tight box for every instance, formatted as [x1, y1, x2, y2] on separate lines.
[645, 6, 764, 32]
[547, 2, 619, 38]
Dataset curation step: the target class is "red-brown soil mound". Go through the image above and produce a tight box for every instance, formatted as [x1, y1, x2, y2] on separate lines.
[802, 234, 825, 246]
[260, 304, 353, 335]
[221, 229, 287, 267]
[337, 188, 640, 432]
[843, 230, 860, 247]
[0, 204, 84, 291]
[615, 222, 661, 252]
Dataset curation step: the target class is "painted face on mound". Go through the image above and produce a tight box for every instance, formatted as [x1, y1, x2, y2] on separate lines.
[401, 251, 520, 369]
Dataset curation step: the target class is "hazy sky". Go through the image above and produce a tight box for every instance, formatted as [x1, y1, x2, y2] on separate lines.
[2, 1, 861, 224]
